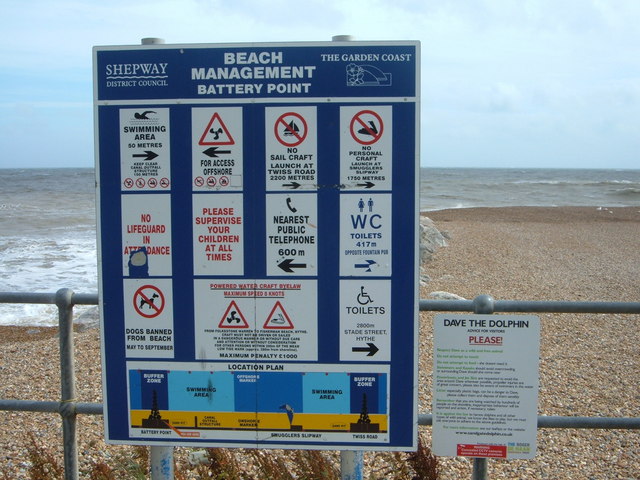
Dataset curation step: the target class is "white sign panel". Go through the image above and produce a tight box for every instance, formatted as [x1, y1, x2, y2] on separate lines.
[339, 280, 391, 361]
[192, 107, 243, 190]
[266, 106, 317, 191]
[266, 193, 317, 276]
[193, 279, 318, 361]
[120, 108, 171, 190]
[340, 105, 392, 190]
[121, 194, 172, 277]
[192, 193, 244, 275]
[340, 193, 392, 276]
[433, 314, 540, 459]
[123, 278, 174, 358]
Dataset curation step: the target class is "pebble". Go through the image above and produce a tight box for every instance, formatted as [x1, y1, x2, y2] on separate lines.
[0, 207, 638, 478]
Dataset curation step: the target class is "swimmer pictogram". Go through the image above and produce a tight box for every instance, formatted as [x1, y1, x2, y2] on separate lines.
[134, 110, 156, 120]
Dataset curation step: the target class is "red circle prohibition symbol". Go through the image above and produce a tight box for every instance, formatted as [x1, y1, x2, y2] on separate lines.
[123, 178, 134, 189]
[133, 284, 165, 318]
[135, 178, 146, 188]
[160, 177, 170, 188]
[350, 110, 384, 145]
[274, 112, 308, 147]
[194, 176, 205, 187]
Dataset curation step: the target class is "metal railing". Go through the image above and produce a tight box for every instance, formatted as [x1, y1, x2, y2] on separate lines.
[1, 289, 639, 480]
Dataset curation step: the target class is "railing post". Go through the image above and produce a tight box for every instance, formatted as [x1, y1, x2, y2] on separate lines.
[56, 288, 78, 480]
[472, 458, 488, 480]
[470, 295, 495, 480]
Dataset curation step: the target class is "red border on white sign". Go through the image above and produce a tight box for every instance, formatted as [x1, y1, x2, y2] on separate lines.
[218, 300, 250, 328]
[199, 112, 235, 146]
[274, 112, 308, 147]
[263, 301, 294, 329]
[133, 285, 165, 318]
[350, 110, 384, 145]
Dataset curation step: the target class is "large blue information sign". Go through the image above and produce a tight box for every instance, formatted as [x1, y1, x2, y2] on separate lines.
[93, 40, 420, 450]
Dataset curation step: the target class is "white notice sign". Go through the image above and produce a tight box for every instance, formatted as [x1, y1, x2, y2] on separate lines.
[192, 107, 243, 190]
[339, 280, 391, 361]
[193, 279, 318, 361]
[120, 108, 171, 191]
[433, 314, 540, 459]
[340, 194, 391, 276]
[192, 194, 244, 275]
[121, 194, 172, 277]
[340, 105, 392, 190]
[123, 278, 174, 358]
[265, 106, 317, 191]
[266, 193, 317, 276]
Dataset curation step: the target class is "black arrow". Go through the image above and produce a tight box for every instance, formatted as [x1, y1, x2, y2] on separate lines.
[282, 182, 301, 189]
[356, 181, 375, 189]
[355, 260, 377, 272]
[203, 146, 231, 157]
[352, 343, 379, 356]
[278, 258, 307, 273]
[132, 150, 158, 161]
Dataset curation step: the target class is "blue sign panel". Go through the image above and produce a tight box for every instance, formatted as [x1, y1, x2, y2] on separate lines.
[94, 41, 419, 450]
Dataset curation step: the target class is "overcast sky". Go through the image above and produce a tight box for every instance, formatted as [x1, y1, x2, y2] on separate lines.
[1, 0, 639, 169]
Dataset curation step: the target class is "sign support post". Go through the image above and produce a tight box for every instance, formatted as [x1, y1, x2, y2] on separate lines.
[336, 33, 364, 480]
[136, 37, 176, 480]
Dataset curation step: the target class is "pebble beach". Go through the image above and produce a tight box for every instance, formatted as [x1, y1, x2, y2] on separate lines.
[1, 206, 639, 479]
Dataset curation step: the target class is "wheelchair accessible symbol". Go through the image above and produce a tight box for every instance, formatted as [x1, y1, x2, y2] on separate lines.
[350, 110, 384, 145]
[357, 286, 374, 305]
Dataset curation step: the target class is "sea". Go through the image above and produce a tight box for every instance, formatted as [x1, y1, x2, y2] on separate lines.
[1, 167, 640, 326]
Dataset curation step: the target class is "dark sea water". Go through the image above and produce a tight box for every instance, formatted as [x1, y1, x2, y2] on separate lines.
[1, 167, 639, 325]
[421, 168, 640, 211]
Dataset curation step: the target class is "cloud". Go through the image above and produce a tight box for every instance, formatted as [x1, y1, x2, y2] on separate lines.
[486, 83, 523, 113]
[1, 0, 639, 168]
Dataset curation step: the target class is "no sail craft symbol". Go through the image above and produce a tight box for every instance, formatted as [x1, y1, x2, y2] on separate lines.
[275, 112, 308, 147]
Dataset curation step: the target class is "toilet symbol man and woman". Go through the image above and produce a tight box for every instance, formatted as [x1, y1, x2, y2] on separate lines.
[358, 198, 374, 213]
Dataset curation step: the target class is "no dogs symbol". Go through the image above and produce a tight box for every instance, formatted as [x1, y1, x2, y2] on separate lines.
[133, 285, 165, 318]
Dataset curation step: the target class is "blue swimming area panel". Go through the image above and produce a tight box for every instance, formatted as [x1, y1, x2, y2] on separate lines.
[129, 369, 387, 415]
